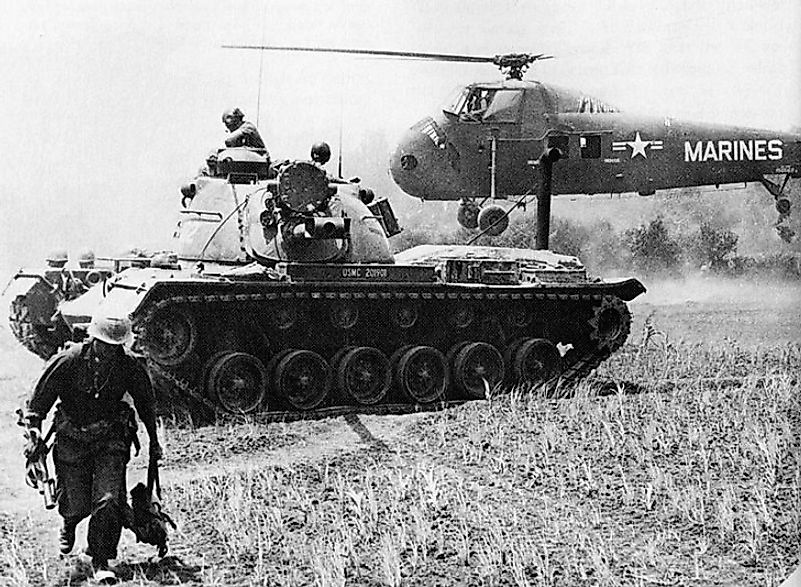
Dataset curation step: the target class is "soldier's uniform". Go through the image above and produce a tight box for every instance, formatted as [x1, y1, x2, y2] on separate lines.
[222, 107, 266, 150]
[23, 317, 158, 577]
[224, 120, 266, 149]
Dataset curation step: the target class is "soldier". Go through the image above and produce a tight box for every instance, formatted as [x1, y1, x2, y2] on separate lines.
[21, 312, 161, 584]
[222, 107, 266, 149]
[310, 141, 331, 166]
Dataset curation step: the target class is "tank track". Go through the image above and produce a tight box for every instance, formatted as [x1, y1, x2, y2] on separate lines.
[133, 283, 632, 421]
[8, 293, 70, 360]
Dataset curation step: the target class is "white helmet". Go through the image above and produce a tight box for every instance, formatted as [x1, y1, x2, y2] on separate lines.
[87, 314, 133, 345]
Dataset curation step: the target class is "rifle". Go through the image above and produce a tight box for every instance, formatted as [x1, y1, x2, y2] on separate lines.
[16, 409, 56, 510]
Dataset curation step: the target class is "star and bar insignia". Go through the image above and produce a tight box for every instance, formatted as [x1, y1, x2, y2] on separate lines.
[612, 132, 663, 158]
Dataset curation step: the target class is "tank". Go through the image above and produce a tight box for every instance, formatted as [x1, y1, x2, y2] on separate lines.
[7, 146, 645, 418]
[4, 248, 155, 359]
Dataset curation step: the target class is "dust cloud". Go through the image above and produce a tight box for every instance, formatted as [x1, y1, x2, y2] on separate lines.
[632, 275, 801, 308]
[629, 275, 801, 346]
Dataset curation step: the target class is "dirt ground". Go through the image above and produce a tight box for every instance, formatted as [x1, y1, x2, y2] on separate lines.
[0, 277, 798, 585]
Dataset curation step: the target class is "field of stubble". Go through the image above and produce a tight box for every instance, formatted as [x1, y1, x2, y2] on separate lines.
[0, 278, 799, 587]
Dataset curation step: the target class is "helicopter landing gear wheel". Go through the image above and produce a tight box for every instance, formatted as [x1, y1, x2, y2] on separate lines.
[335, 346, 391, 405]
[392, 346, 449, 404]
[272, 349, 331, 410]
[477, 205, 509, 236]
[206, 352, 268, 414]
[449, 342, 505, 399]
[457, 200, 480, 229]
[505, 338, 562, 384]
[142, 306, 197, 366]
[589, 297, 632, 352]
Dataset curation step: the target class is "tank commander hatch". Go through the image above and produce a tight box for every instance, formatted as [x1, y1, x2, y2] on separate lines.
[200, 108, 268, 176]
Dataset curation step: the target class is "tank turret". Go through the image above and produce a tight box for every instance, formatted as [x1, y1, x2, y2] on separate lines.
[175, 147, 399, 269]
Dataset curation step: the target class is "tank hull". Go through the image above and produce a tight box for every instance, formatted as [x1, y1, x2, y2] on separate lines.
[92, 256, 644, 419]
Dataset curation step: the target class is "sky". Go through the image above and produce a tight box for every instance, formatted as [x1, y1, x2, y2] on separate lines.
[0, 0, 799, 274]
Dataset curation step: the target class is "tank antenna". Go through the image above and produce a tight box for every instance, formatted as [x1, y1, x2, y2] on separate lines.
[337, 77, 344, 179]
[255, 0, 268, 126]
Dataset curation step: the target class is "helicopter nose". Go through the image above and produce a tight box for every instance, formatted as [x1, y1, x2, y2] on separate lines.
[390, 117, 459, 199]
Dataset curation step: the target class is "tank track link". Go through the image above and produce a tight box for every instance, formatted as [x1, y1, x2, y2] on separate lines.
[133, 284, 631, 421]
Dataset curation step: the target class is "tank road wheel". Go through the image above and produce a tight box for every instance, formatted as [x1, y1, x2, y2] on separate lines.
[506, 303, 532, 329]
[391, 302, 418, 329]
[457, 201, 480, 230]
[449, 303, 475, 329]
[589, 297, 632, 352]
[206, 352, 268, 414]
[506, 338, 562, 384]
[450, 342, 505, 399]
[336, 346, 391, 405]
[273, 350, 331, 410]
[477, 205, 509, 236]
[392, 346, 449, 404]
[142, 306, 197, 366]
[330, 302, 359, 330]
[271, 304, 298, 330]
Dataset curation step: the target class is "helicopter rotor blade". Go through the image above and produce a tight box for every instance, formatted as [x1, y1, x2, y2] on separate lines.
[222, 45, 497, 63]
[222, 45, 552, 64]
[223, 45, 553, 80]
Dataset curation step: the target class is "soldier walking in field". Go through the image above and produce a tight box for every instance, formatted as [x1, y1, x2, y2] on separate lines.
[21, 312, 162, 584]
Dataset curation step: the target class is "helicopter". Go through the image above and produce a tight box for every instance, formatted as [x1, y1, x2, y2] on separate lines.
[224, 46, 801, 238]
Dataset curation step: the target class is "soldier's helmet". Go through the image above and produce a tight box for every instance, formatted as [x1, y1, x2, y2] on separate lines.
[46, 249, 69, 268]
[77, 249, 96, 269]
[311, 141, 331, 165]
[221, 107, 244, 125]
[87, 314, 133, 346]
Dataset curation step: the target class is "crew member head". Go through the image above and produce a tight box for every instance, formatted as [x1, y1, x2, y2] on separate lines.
[87, 313, 133, 359]
[221, 107, 245, 132]
[311, 141, 331, 165]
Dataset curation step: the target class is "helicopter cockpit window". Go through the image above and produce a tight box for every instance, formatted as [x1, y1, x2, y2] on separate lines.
[462, 88, 496, 120]
[581, 135, 602, 159]
[482, 90, 523, 122]
[459, 88, 523, 122]
[443, 86, 471, 116]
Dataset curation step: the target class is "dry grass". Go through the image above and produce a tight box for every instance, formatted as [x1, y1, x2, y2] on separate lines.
[164, 340, 798, 586]
[1, 334, 799, 586]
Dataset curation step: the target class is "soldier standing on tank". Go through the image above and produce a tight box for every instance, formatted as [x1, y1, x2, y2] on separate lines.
[222, 107, 266, 149]
[21, 312, 161, 584]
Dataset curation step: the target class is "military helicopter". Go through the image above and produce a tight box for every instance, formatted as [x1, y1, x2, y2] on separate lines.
[225, 45, 801, 238]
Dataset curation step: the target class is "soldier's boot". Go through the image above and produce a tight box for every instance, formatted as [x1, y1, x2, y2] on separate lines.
[59, 518, 79, 555]
[91, 559, 117, 585]
[92, 558, 117, 585]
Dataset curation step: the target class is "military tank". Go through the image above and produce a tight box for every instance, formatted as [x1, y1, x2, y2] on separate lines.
[4, 248, 158, 359]
[7, 145, 644, 418]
